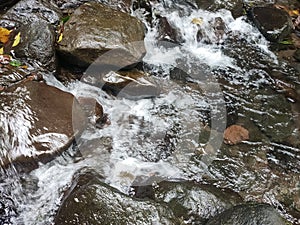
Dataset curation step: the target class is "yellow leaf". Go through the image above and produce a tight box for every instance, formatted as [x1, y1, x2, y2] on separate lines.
[57, 33, 63, 43]
[12, 32, 21, 47]
[192, 18, 203, 25]
[0, 47, 3, 55]
[0, 27, 12, 44]
[289, 9, 300, 16]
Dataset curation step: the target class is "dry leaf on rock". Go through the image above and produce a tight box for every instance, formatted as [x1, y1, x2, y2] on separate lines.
[224, 125, 249, 145]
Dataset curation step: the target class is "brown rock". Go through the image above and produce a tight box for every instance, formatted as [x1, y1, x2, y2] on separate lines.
[0, 80, 86, 169]
[223, 125, 249, 145]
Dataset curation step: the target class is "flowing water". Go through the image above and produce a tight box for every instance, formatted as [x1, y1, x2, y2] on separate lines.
[0, 1, 300, 224]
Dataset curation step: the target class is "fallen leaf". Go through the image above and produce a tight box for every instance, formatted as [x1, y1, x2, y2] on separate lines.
[192, 18, 203, 25]
[12, 32, 21, 47]
[0, 47, 3, 55]
[9, 59, 22, 67]
[0, 27, 12, 44]
[57, 33, 63, 43]
[224, 125, 249, 145]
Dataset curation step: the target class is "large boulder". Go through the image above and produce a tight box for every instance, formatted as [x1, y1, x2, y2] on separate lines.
[248, 6, 293, 42]
[0, 80, 86, 170]
[57, 2, 145, 68]
[206, 203, 289, 225]
[1, 0, 61, 70]
[154, 181, 243, 224]
[54, 170, 180, 224]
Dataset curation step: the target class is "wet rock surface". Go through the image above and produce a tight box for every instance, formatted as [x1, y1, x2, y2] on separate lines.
[249, 6, 293, 42]
[194, 0, 244, 18]
[0, 80, 86, 168]
[55, 170, 180, 225]
[57, 2, 145, 68]
[206, 203, 289, 225]
[84, 69, 160, 99]
[154, 181, 243, 224]
[0, 0, 61, 69]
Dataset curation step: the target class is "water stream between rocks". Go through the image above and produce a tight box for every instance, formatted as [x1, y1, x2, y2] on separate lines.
[0, 0, 300, 224]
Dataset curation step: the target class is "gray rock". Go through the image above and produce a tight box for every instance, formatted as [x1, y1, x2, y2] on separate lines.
[206, 203, 289, 225]
[57, 2, 145, 68]
[154, 181, 243, 224]
[1, 0, 62, 70]
[0, 80, 86, 170]
[55, 170, 180, 225]
[249, 7, 293, 42]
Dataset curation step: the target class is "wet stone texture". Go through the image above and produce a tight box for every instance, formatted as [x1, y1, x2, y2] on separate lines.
[55, 170, 180, 225]
[154, 181, 243, 224]
[206, 203, 289, 225]
[0, 80, 86, 169]
[57, 2, 145, 68]
[1, 0, 61, 70]
[249, 6, 293, 42]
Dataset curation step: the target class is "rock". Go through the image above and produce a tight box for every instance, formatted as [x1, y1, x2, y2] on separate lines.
[154, 181, 243, 224]
[0, 0, 19, 10]
[224, 125, 249, 145]
[206, 203, 289, 225]
[293, 48, 300, 62]
[51, 0, 132, 14]
[194, 0, 244, 18]
[0, 80, 86, 170]
[84, 69, 160, 99]
[157, 17, 183, 45]
[248, 7, 293, 42]
[54, 170, 180, 224]
[57, 2, 145, 68]
[0, 62, 31, 88]
[1, 0, 61, 70]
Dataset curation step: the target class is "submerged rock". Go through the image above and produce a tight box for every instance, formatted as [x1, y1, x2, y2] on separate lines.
[249, 7, 293, 42]
[0, 80, 86, 169]
[1, 0, 61, 70]
[84, 69, 160, 99]
[55, 170, 179, 224]
[154, 181, 243, 224]
[57, 2, 145, 68]
[206, 203, 289, 225]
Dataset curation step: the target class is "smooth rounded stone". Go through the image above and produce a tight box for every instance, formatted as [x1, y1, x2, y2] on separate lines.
[248, 7, 293, 42]
[154, 181, 243, 224]
[85, 69, 160, 99]
[0, 80, 86, 169]
[1, 0, 61, 70]
[57, 2, 145, 68]
[206, 203, 289, 225]
[54, 170, 180, 225]
[193, 0, 243, 18]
